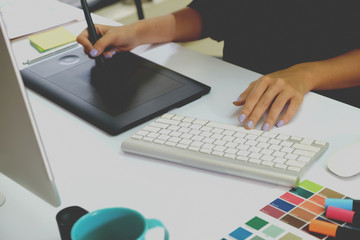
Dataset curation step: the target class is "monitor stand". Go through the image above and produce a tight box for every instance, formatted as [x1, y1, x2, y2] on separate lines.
[0, 192, 5, 206]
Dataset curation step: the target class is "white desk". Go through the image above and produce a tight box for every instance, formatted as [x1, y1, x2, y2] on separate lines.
[1, 7, 360, 240]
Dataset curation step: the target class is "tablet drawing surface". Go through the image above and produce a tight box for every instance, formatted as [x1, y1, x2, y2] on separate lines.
[21, 47, 210, 135]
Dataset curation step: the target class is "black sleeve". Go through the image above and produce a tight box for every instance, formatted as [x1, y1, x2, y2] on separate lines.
[187, 0, 227, 41]
[187, 0, 265, 42]
[188, 0, 360, 50]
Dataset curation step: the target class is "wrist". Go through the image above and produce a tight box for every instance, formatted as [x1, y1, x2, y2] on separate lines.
[128, 21, 144, 47]
[290, 62, 320, 93]
[129, 15, 175, 46]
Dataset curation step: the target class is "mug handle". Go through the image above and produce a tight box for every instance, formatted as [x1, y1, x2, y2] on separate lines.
[146, 218, 169, 240]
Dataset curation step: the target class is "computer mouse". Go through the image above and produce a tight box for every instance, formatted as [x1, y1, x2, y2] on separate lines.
[327, 141, 360, 177]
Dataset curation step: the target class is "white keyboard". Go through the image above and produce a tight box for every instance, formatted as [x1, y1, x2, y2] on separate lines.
[121, 113, 329, 187]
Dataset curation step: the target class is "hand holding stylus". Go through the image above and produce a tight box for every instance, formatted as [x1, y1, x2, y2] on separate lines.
[80, 0, 105, 65]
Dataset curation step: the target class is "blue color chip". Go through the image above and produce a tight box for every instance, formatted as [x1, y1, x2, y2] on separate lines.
[270, 198, 295, 212]
[229, 227, 253, 240]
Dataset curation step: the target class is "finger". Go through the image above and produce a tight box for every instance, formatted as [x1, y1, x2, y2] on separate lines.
[92, 30, 117, 57]
[83, 25, 113, 57]
[238, 77, 271, 119]
[261, 92, 292, 131]
[243, 84, 281, 129]
[275, 95, 302, 128]
[76, 29, 92, 54]
[94, 24, 110, 37]
[235, 79, 268, 123]
[103, 48, 117, 59]
[233, 82, 255, 106]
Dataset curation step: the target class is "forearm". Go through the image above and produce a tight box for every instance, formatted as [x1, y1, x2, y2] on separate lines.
[130, 7, 202, 46]
[301, 49, 360, 92]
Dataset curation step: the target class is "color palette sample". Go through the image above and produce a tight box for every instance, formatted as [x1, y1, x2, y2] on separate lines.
[221, 179, 359, 240]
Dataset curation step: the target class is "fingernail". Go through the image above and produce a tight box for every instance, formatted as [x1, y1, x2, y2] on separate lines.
[276, 120, 284, 128]
[90, 48, 98, 57]
[104, 54, 112, 59]
[235, 96, 241, 102]
[239, 114, 246, 123]
[246, 120, 253, 128]
[262, 123, 269, 131]
[111, 50, 116, 56]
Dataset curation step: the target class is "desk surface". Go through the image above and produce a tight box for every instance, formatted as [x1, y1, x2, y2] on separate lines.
[1, 6, 360, 240]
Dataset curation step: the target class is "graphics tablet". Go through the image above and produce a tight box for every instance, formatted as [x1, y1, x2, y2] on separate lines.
[20, 46, 211, 135]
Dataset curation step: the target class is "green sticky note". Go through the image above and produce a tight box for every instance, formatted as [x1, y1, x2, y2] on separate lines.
[28, 27, 76, 52]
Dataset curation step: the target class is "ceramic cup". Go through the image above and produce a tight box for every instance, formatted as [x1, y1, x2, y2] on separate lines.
[71, 207, 169, 240]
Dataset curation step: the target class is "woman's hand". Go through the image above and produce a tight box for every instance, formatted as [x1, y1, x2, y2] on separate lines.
[76, 8, 203, 60]
[233, 64, 314, 131]
[76, 24, 139, 59]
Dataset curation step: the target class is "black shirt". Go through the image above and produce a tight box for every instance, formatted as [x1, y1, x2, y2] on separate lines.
[188, 0, 360, 75]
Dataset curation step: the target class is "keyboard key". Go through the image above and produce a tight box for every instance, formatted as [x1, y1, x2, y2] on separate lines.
[225, 148, 238, 154]
[293, 143, 320, 152]
[156, 117, 179, 125]
[236, 156, 248, 161]
[286, 160, 306, 168]
[182, 117, 195, 123]
[188, 146, 200, 151]
[293, 149, 316, 157]
[261, 155, 274, 162]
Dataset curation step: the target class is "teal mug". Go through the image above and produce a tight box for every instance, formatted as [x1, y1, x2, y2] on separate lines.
[71, 207, 169, 240]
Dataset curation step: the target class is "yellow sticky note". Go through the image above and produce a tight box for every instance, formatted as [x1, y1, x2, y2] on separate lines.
[29, 27, 76, 52]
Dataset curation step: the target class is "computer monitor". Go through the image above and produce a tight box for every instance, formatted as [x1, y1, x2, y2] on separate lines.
[0, 18, 60, 206]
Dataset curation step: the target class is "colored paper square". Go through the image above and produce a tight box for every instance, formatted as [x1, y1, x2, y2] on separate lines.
[262, 225, 285, 238]
[246, 216, 269, 230]
[279, 232, 302, 240]
[250, 236, 265, 240]
[280, 214, 307, 229]
[280, 192, 305, 205]
[298, 179, 323, 193]
[270, 199, 296, 212]
[309, 194, 326, 206]
[300, 200, 325, 215]
[318, 188, 345, 199]
[229, 227, 252, 240]
[290, 187, 314, 199]
[290, 207, 316, 222]
[261, 205, 286, 219]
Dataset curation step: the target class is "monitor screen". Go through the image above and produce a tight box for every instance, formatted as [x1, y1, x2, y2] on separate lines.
[0, 18, 60, 207]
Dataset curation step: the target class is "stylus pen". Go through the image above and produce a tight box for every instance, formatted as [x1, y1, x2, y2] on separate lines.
[80, 0, 105, 66]
[23, 43, 78, 65]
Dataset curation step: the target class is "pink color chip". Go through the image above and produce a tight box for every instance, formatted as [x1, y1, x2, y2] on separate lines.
[280, 192, 305, 205]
